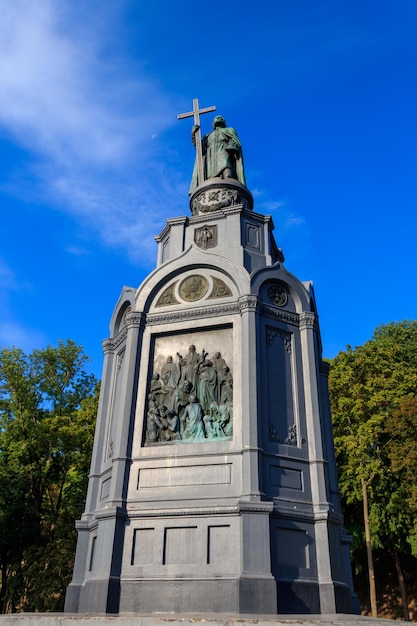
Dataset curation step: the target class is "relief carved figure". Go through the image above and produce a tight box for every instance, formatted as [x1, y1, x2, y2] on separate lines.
[212, 351, 226, 376]
[150, 373, 166, 407]
[160, 356, 179, 409]
[198, 360, 217, 410]
[177, 345, 204, 391]
[204, 402, 233, 439]
[144, 343, 233, 445]
[219, 365, 233, 404]
[174, 380, 194, 427]
[158, 408, 181, 442]
[145, 404, 181, 445]
[146, 401, 162, 444]
[181, 395, 206, 442]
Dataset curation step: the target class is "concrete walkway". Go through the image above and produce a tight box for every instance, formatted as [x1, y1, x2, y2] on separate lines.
[0, 614, 411, 626]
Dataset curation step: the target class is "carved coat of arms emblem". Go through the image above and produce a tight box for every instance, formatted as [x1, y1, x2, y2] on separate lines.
[194, 225, 217, 250]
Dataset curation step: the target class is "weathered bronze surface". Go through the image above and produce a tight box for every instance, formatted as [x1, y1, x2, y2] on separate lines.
[145, 337, 233, 446]
[190, 115, 246, 193]
[178, 99, 246, 194]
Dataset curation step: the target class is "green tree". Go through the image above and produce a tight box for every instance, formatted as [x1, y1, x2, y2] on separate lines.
[385, 396, 417, 552]
[0, 340, 98, 612]
[329, 321, 417, 620]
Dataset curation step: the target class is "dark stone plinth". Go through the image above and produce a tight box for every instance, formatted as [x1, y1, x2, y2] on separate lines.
[119, 577, 277, 614]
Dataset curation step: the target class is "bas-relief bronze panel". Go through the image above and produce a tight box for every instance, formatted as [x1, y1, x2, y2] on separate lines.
[144, 328, 233, 446]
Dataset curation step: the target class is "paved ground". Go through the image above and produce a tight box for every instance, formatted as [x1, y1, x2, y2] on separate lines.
[0, 614, 411, 626]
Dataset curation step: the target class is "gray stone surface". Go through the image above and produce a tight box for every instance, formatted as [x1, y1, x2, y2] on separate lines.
[65, 176, 359, 615]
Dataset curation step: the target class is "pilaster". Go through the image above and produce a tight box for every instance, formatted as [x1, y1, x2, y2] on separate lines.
[239, 295, 263, 501]
[108, 311, 146, 506]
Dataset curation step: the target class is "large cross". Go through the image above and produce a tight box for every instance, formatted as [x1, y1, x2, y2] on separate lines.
[178, 98, 216, 186]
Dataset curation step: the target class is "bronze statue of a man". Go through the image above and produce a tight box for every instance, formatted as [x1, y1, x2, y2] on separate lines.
[190, 115, 246, 193]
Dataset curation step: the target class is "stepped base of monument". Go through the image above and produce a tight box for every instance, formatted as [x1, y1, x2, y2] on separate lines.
[118, 577, 277, 614]
[65, 577, 357, 615]
[66, 576, 277, 614]
[0, 613, 411, 625]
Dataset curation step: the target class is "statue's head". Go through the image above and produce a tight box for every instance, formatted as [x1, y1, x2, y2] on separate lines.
[213, 115, 226, 129]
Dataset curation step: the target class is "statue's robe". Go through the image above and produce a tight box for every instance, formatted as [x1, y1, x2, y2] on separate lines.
[190, 127, 246, 193]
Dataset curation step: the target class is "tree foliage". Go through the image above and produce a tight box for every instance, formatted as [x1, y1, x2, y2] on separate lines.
[329, 321, 417, 618]
[0, 340, 98, 612]
[385, 395, 417, 554]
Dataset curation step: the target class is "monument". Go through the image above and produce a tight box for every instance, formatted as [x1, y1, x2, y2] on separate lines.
[65, 99, 358, 615]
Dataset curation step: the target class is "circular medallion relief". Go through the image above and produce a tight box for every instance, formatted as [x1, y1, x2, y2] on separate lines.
[179, 275, 209, 302]
[268, 284, 288, 307]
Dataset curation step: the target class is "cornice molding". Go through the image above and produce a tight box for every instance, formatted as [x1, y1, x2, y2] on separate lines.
[147, 302, 240, 325]
[126, 502, 273, 519]
[102, 326, 128, 353]
[261, 304, 300, 326]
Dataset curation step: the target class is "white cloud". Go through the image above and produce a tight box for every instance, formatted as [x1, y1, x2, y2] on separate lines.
[65, 246, 91, 257]
[0, 0, 182, 262]
[0, 1, 174, 162]
[261, 200, 286, 212]
[253, 192, 306, 233]
[51, 160, 187, 263]
[285, 215, 305, 227]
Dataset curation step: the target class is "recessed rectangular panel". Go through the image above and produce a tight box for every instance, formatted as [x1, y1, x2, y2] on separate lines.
[246, 222, 260, 249]
[105, 349, 125, 461]
[270, 465, 303, 490]
[277, 528, 310, 569]
[89, 536, 96, 571]
[265, 326, 295, 444]
[207, 525, 231, 564]
[162, 237, 170, 263]
[138, 464, 231, 489]
[131, 528, 156, 566]
[100, 477, 111, 500]
[163, 527, 198, 565]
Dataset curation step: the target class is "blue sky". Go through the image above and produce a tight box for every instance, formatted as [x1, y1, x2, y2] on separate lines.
[1, 0, 416, 379]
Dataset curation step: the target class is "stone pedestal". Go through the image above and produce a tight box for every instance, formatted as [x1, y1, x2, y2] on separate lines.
[65, 180, 358, 615]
